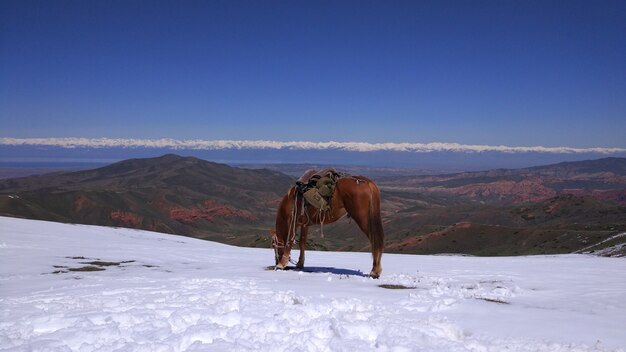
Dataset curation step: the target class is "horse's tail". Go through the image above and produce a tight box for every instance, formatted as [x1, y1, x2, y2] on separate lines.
[367, 181, 385, 257]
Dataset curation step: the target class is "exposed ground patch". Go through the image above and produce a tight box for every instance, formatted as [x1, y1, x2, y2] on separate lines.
[80, 260, 136, 266]
[49, 257, 152, 274]
[379, 284, 416, 290]
[477, 297, 510, 304]
[68, 266, 105, 272]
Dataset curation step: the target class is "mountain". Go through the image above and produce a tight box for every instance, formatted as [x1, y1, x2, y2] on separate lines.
[0, 154, 294, 245]
[379, 157, 626, 204]
[1, 155, 625, 256]
[300, 158, 626, 256]
[368, 157, 626, 256]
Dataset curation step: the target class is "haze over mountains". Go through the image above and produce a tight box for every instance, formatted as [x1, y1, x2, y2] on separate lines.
[1, 154, 625, 256]
[3, 140, 626, 171]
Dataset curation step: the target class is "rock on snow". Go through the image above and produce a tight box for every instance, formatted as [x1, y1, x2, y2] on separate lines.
[1, 216, 625, 351]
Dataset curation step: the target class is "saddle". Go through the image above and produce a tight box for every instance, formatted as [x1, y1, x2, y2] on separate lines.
[295, 168, 342, 211]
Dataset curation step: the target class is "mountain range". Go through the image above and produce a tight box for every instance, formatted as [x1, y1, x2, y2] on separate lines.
[1, 154, 625, 256]
[0, 154, 292, 246]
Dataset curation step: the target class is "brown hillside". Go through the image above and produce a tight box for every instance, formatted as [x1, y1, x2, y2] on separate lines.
[0, 154, 294, 246]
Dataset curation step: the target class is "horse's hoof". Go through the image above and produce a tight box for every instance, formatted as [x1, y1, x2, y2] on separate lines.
[275, 263, 286, 270]
[369, 271, 381, 279]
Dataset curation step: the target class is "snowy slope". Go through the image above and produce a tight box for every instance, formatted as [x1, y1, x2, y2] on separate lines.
[1, 217, 625, 351]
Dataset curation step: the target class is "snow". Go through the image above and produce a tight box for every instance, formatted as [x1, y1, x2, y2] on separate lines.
[1, 216, 625, 351]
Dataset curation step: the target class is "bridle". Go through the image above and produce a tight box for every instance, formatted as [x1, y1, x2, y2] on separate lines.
[272, 187, 302, 266]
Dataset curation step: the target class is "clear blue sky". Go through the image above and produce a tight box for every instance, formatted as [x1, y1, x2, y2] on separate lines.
[1, 0, 625, 148]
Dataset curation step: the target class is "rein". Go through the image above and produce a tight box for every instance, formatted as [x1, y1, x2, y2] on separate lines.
[272, 187, 302, 266]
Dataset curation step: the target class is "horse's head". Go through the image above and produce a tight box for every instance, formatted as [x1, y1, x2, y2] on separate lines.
[270, 227, 290, 268]
[270, 229, 289, 269]
[272, 191, 295, 269]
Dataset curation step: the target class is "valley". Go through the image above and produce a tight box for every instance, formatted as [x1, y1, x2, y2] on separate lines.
[1, 155, 625, 256]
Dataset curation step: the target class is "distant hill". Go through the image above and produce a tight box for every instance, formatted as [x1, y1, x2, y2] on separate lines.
[379, 157, 626, 203]
[365, 157, 626, 256]
[0, 154, 294, 246]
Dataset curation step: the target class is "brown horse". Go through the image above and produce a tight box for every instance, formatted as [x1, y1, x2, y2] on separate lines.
[271, 175, 384, 278]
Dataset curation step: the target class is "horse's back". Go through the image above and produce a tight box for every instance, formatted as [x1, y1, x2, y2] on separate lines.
[336, 176, 379, 197]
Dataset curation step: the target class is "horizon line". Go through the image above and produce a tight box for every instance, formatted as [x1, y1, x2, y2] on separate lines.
[1, 137, 626, 154]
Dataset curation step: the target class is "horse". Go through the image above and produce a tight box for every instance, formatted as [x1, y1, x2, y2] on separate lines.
[271, 174, 384, 278]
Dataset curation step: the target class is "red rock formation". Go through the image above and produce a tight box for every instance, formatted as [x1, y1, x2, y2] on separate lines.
[110, 211, 143, 227]
[169, 199, 257, 223]
[434, 178, 557, 203]
[73, 195, 89, 212]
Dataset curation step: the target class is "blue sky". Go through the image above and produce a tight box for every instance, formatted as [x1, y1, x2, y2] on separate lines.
[1, 0, 625, 148]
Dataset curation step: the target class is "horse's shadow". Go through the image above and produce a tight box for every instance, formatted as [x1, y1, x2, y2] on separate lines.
[266, 265, 367, 277]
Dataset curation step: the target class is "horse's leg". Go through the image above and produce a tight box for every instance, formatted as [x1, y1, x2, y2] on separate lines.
[296, 225, 308, 268]
[368, 201, 384, 279]
[368, 201, 384, 278]
[342, 185, 384, 278]
[349, 214, 382, 278]
[370, 242, 383, 279]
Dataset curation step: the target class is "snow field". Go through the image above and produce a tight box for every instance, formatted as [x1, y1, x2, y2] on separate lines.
[1, 217, 625, 351]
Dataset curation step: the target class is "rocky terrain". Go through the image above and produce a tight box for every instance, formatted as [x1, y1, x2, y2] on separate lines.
[1, 155, 625, 256]
[371, 158, 626, 255]
[378, 157, 626, 204]
[0, 154, 293, 246]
